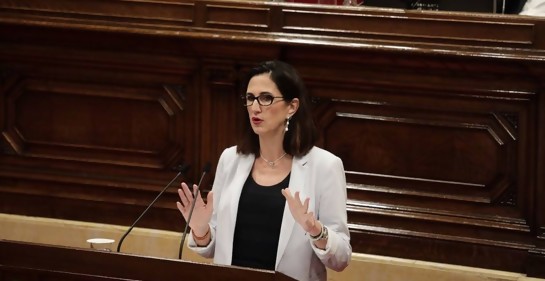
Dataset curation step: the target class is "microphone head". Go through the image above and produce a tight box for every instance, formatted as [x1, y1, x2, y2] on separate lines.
[203, 162, 211, 173]
[173, 163, 191, 174]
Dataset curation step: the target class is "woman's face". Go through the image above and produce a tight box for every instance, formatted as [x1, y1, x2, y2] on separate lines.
[246, 73, 297, 137]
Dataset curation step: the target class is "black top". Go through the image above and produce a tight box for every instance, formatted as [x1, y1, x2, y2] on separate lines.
[232, 172, 290, 270]
[506, 0, 527, 13]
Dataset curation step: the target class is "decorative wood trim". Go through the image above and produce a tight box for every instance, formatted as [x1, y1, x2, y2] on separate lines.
[1, 0, 544, 56]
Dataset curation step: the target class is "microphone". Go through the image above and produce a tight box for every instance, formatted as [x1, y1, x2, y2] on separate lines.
[178, 162, 211, 259]
[116, 163, 190, 253]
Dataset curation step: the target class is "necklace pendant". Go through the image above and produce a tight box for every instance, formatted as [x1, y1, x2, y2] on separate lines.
[260, 151, 287, 168]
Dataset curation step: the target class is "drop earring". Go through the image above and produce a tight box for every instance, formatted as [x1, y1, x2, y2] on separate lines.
[285, 116, 291, 132]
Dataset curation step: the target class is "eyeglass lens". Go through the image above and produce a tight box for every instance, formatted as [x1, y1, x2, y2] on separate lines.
[245, 94, 277, 106]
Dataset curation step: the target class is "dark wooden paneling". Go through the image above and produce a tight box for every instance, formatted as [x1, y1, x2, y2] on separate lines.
[296, 49, 539, 273]
[1, 0, 544, 277]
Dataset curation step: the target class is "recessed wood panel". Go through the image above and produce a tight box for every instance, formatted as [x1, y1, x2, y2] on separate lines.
[205, 5, 270, 29]
[0, 0, 195, 24]
[327, 111, 503, 185]
[282, 9, 535, 46]
[316, 99, 521, 197]
[3, 79, 185, 168]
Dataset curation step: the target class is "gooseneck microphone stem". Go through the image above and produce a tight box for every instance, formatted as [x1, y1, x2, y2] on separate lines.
[117, 164, 189, 253]
[178, 162, 211, 259]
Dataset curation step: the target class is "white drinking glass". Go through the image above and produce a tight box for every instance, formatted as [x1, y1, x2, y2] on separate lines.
[87, 238, 115, 251]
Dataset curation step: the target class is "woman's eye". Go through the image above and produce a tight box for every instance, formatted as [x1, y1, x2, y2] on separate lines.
[260, 95, 274, 103]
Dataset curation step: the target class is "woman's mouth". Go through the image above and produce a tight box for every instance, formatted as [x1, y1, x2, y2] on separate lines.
[251, 117, 263, 125]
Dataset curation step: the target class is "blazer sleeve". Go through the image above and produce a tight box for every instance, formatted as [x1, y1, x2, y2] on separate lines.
[310, 155, 352, 271]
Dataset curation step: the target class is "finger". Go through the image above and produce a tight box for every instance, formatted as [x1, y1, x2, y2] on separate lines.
[303, 197, 310, 212]
[176, 201, 183, 213]
[191, 184, 200, 205]
[294, 191, 303, 206]
[180, 182, 192, 199]
[181, 183, 194, 203]
[306, 211, 316, 228]
[281, 188, 292, 199]
[281, 189, 294, 206]
[193, 184, 205, 205]
[284, 190, 300, 210]
[206, 191, 214, 210]
[193, 184, 200, 197]
[176, 201, 188, 220]
[177, 188, 189, 208]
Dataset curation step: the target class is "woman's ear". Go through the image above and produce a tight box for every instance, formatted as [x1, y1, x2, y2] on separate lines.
[289, 98, 300, 115]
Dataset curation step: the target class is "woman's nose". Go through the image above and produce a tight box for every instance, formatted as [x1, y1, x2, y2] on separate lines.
[250, 101, 261, 111]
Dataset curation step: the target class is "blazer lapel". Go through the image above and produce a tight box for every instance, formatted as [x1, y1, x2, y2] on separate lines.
[223, 153, 255, 265]
[275, 153, 309, 269]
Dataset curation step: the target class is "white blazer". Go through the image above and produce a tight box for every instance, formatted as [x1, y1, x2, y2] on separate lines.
[188, 146, 352, 281]
[520, 0, 545, 16]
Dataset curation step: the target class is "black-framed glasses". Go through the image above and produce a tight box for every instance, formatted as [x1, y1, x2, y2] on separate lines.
[243, 94, 285, 106]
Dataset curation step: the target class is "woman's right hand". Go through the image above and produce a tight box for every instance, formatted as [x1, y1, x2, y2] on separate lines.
[176, 182, 214, 237]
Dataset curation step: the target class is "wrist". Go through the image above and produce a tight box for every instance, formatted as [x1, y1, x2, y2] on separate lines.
[309, 223, 329, 242]
[192, 225, 210, 238]
[309, 221, 322, 238]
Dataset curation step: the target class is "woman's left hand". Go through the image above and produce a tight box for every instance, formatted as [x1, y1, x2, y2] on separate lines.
[281, 188, 320, 235]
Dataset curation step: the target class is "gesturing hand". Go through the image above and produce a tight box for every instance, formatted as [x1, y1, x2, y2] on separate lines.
[281, 188, 319, 235]
[176, 182, 214, 236]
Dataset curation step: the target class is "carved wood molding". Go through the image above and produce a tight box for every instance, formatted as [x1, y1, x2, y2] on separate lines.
[1, 0, 545, 57]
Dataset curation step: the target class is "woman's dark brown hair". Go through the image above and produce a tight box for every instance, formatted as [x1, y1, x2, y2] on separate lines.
[237, 60, 318, 157]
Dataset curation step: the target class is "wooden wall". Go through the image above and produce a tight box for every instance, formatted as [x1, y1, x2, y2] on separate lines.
[0, 0, 544, 277]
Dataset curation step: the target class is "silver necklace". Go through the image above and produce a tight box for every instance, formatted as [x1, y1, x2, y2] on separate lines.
[261, 152, 287, 167]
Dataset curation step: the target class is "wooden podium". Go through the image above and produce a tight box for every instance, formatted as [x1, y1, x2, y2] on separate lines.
[0, 240, 296, 281]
